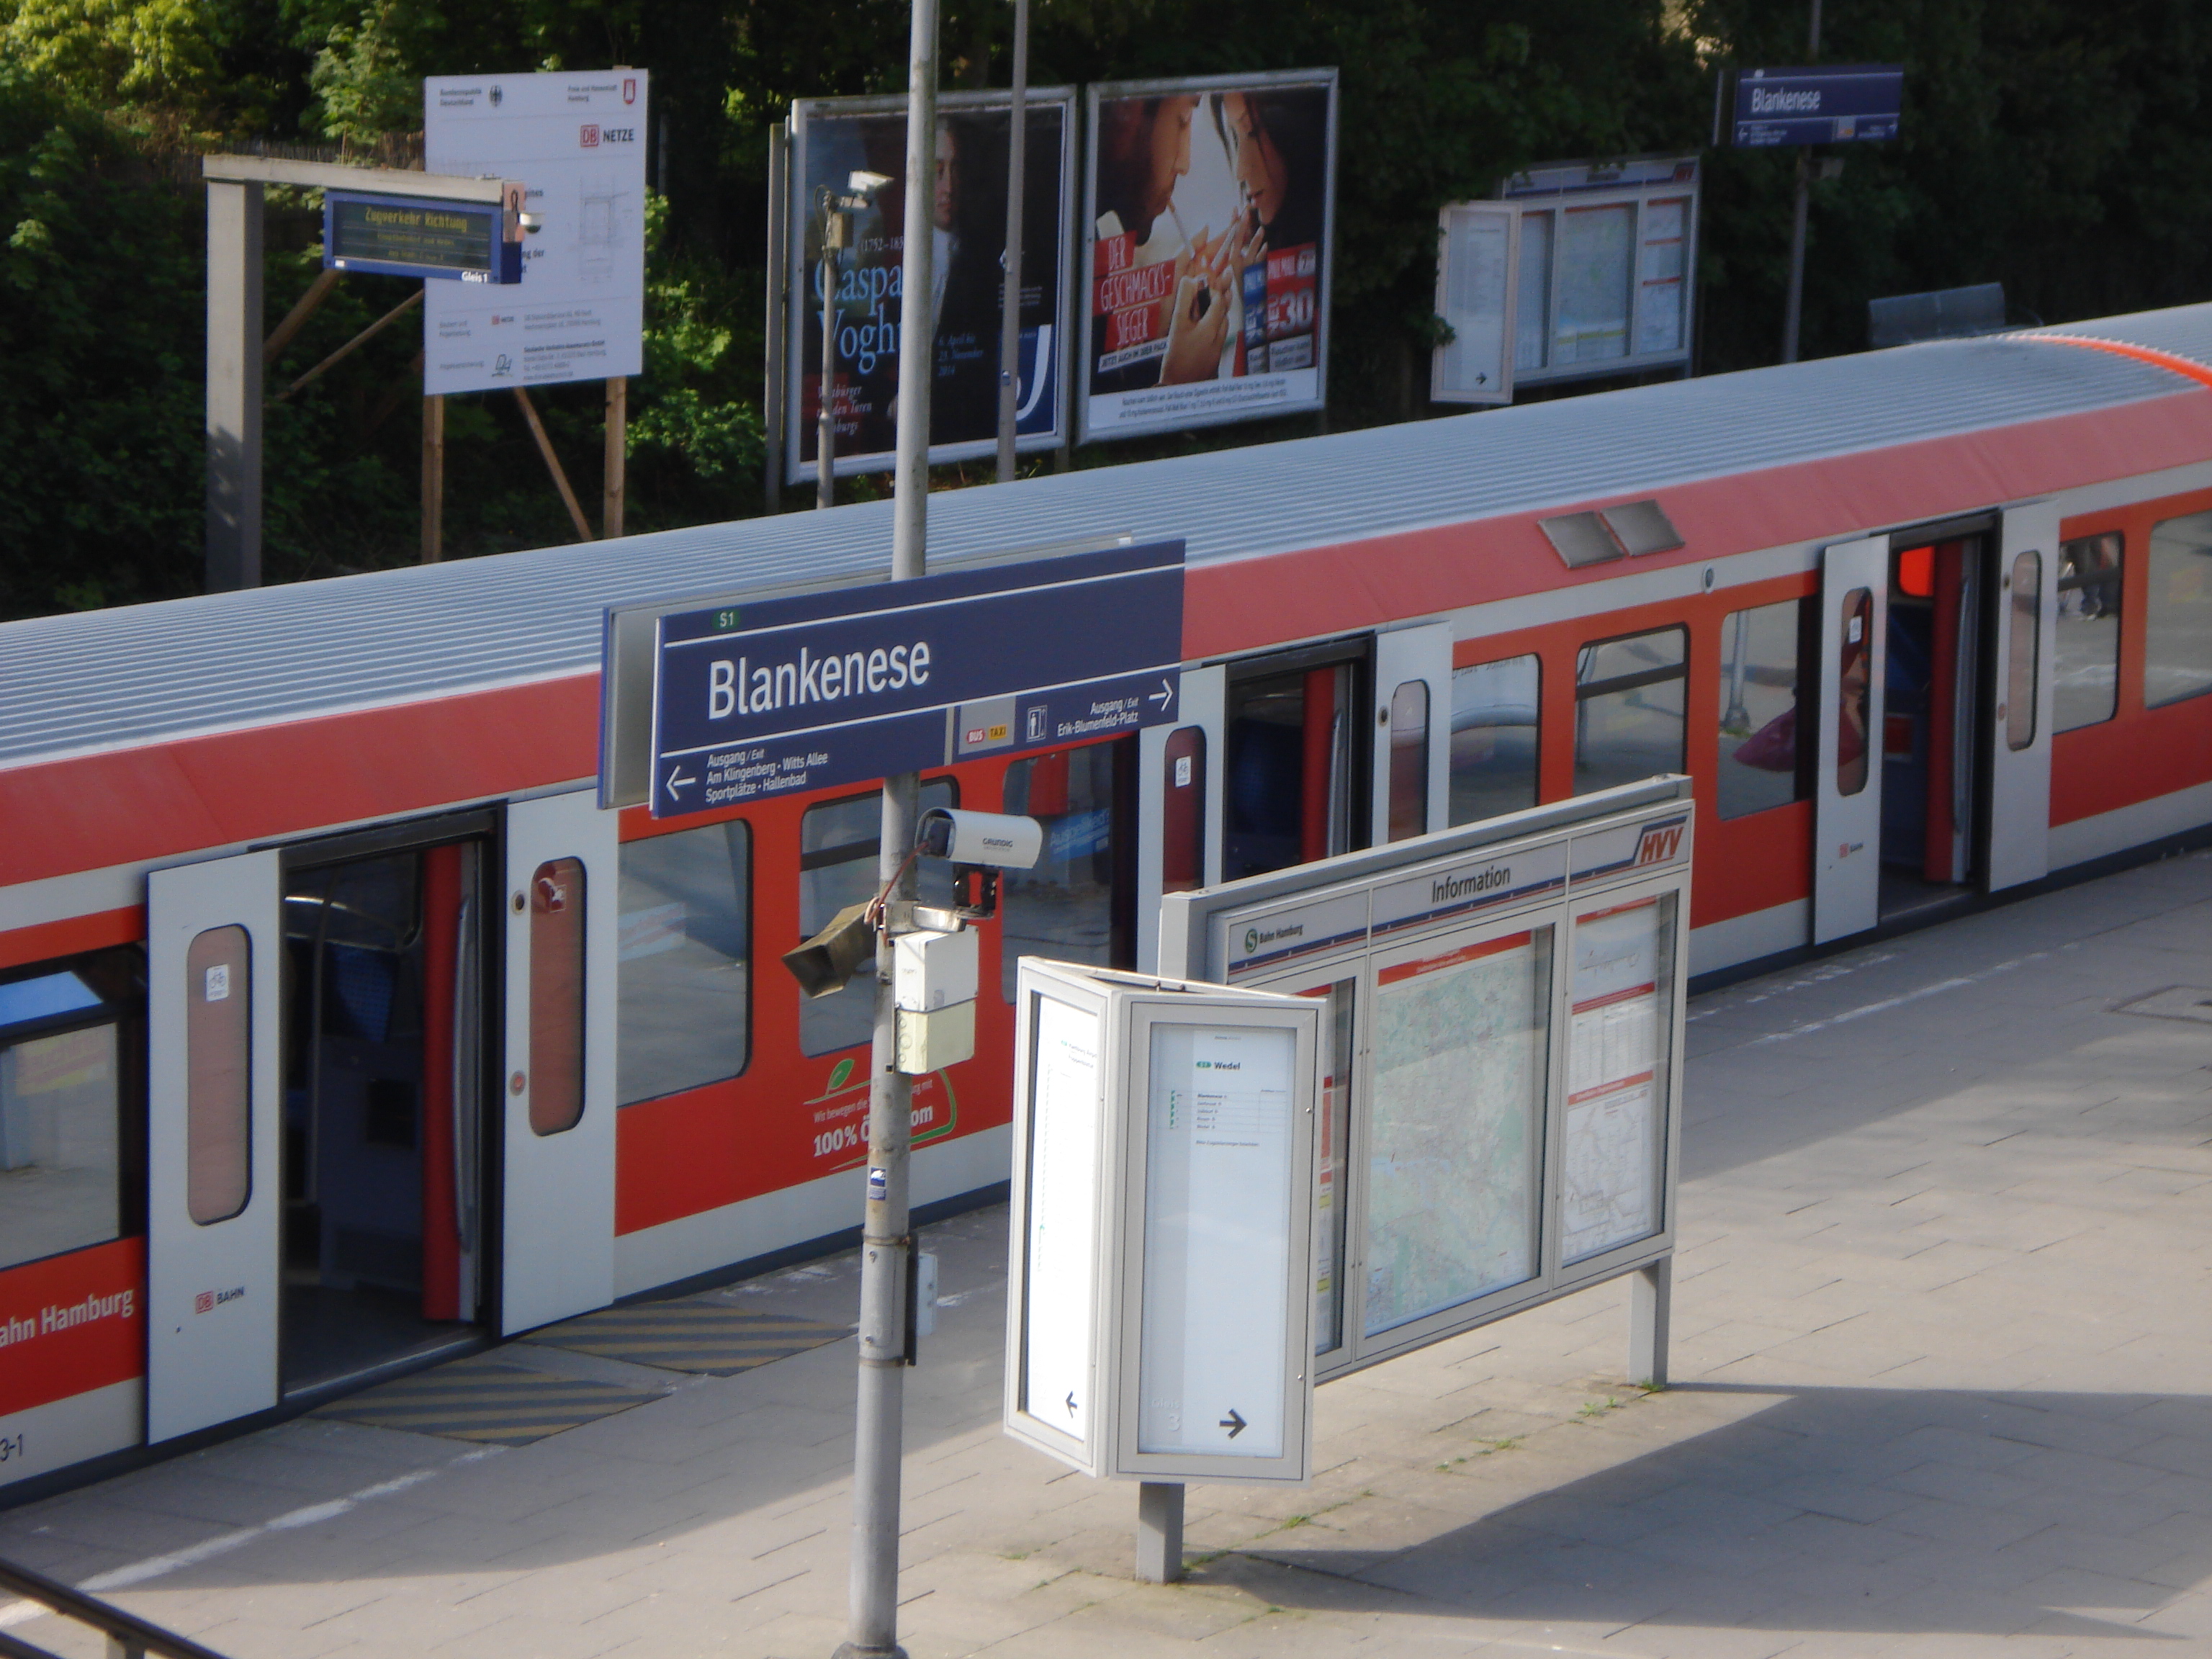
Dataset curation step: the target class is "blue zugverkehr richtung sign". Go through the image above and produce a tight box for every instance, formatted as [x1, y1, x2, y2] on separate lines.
[1733, 65, 1903, 147]
[647, 540, 1186, 816]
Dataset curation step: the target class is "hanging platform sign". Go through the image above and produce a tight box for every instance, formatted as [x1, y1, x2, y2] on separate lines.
[323, 189, 521, 283]
[1732, 66, 1904, 147]
[624, 538, 1186, 817]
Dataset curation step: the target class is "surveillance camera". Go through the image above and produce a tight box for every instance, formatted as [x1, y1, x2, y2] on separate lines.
[848, 169, 894, 194]
[917, 809, 1043, 870]
[518, 212, 544, 233]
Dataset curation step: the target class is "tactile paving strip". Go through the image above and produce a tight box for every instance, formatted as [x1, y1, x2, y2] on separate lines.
[312, 1358, 665, 1444]
[521, 1300, 852, 1375]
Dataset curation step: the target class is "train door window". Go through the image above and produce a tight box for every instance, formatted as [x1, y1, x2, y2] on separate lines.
[186, 926, 253, 1222]
[799, 780, 958, 1057]
[528, 859, 586, 1136]
[1573, 626, 1686, 796]
[1717, 601, 1812, 819]
[0, 950, 140, 1270]
[1161, 727, 1207, 894]
[1449, 655, 1539, 825]
[1000, 742, 1134, 1002]
[2054, 533, 2122, 731]
[1225, 656, 1359, 883]
[2005, 551, 2042, 752]
[617, 822, 751, 1105]
[1835, 591, 1873, 796]
[2144, 511, 2212, 708]
[1385, 681, 1431, 842]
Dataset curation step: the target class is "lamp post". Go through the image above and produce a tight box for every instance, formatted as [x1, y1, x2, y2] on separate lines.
[995, 0, 1030, 482]
[817, 171, 891, 510]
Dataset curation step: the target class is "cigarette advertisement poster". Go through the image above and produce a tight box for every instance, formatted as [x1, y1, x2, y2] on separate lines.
[1081, 71, 1336, 444]
[786, 89, 1074, 482]
[423, 71, 648, 395]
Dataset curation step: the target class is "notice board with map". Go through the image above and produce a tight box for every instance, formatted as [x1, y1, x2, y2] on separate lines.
[1157, 775, 1691, 1383]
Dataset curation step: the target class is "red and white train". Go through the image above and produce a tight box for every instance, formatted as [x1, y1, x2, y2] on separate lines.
[4, 303, 2211, 1496]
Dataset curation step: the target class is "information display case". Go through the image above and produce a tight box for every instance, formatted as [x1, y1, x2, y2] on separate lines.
[1159, 777, 1691, 1382]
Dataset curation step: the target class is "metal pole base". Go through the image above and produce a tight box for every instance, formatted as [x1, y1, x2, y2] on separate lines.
[1629, 1256, 1672, 1388]
[832, 1645, 908, 1659]
[1136, 1480, 1185, 1583]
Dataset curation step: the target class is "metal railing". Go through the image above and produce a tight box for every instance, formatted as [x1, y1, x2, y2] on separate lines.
[0, 1557, 229, 1659]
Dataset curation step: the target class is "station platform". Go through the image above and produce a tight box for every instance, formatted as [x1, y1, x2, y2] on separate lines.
[6, 848, 2212, 1659]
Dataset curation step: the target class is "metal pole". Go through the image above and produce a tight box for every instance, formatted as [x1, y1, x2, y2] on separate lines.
[1781, 0, 1822, 366]
[1780, 153, 1809, 364]
[818, 220, 839, 513]
[765, 122, 788, 514]
[840, 0, 935, 1652]
[204, 179, 264, 592]
[995, 0, 1029, 483]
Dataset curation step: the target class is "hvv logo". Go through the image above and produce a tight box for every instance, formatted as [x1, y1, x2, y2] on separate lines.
[1635, 821, 1686, 866]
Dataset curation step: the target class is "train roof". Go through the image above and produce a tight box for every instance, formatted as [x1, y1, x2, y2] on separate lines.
[6, 303, 2212, 773]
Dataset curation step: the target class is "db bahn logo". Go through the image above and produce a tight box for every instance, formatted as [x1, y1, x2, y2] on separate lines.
[193, 1287, 245, 1314]
[580, 124, 601, 146]
[1635, 822, 1686, 866]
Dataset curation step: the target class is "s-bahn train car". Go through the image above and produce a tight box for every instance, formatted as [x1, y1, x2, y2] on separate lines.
[5, 304, 2212, 1494]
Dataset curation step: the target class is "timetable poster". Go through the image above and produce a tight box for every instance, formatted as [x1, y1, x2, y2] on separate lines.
[1082, 73, 1335, 441]
[1561, 898, 1671, 1263]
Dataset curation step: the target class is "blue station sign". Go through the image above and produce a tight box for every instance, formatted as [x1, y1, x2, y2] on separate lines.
[646, 540, 1186, 817]
[1732, 65, 1903, 147]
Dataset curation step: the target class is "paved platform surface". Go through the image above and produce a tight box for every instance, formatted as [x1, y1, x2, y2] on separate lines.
[8, 849, 2212, 1658]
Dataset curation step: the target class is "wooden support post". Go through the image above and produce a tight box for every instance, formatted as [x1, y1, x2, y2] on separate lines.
[421, 393, 444, 563]
[272, 287, 423, 405]
[514, 385, 595, 542]
[264, 267, 342, 367]
[603, 376, 626, 539]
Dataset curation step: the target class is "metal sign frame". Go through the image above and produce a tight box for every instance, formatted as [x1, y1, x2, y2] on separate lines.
[1732, 65, 1904, 147]
[1005, 962, 1321, 1485]
[323, 189, 518, 284]
[1158, 777, 1692, 1385]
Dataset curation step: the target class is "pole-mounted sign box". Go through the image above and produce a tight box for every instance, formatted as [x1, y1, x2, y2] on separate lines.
[618, 539, 1186, 817]
[324, 188, 523, 284]
[1732, 65, 1903, 147]
[1005, 962, 1322, 1484]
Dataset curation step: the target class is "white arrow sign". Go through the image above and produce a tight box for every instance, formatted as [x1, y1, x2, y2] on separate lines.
[665, 765, 698, 804]
[1149, 678, 1174, 710]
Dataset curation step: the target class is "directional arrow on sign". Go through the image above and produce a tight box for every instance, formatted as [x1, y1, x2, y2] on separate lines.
[1065, 1391, 1078, 1418]
[1149, 678, 1174, 709]
[1219, 1408, 1246, 1439]
[665, 765, 698, 804]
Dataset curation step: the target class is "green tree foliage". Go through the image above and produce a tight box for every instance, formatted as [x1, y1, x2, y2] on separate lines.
[0, 0, 2207, 618]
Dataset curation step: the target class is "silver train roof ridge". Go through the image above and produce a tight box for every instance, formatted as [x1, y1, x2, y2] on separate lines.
[5, 304, 2211, 768]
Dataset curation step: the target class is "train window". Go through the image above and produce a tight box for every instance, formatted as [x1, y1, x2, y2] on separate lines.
[1836, 590, 1873, 796]
[1225, 661, 1357, 883]
[2006, 552, 2042, 751]
[617, 822, 750, 1106]
[1000, 745, 1123, 1002]
[1386, 681, 1431, 842]
[2054, 533, 2122, 731]
[1, 950, 137, 1269]
[186, 925, 252, 1222]
[528, 860, 587, 1135]
[1717, 600, 1809, 819]
[1574, 626, 1686, 796]
[799, 781, 958, 1058]
[2145, 511, 2212, 709]
[1449, 655, 1539, 826]
[1161, 727, 1207, 894]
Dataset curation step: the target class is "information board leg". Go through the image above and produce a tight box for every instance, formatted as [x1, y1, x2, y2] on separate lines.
[1629, 1257, 1671, 1388]
[1136, 1482, 1185, 1584]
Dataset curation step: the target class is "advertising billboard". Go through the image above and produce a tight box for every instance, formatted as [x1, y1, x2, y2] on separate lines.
[785, 89, 1076, 482]
[1080, 70, 1337, 444]
[423, 71, 649, 395]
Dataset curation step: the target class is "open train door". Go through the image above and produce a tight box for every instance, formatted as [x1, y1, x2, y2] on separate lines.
[1813, 536, 1889, 943]
[1984, 500, 2061, 892]
[499, 789, 618, 1334]
[1370, 621, 1452, 845]
[145, 852, 283, 1442]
